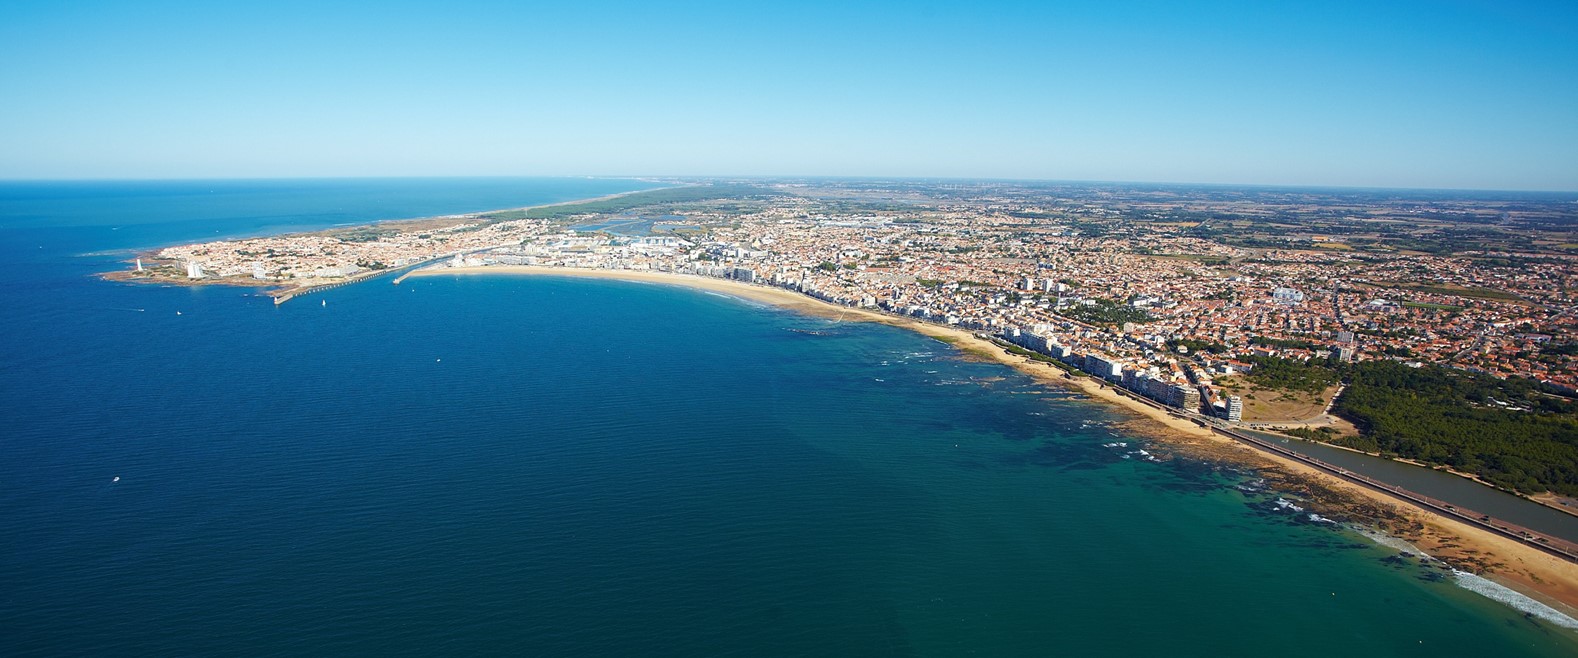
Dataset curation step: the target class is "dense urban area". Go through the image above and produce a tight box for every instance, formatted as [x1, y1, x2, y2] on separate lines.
[127, 180, 1578, 496]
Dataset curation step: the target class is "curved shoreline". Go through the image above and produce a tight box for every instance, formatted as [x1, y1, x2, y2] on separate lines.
[100, 181, 684, 299]
[406, 264, 1578, 617]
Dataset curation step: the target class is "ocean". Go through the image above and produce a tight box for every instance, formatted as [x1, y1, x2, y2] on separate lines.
[2, 178, 1575, 656]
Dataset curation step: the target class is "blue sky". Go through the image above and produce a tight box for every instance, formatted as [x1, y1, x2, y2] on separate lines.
[1, 0, 1575, 189]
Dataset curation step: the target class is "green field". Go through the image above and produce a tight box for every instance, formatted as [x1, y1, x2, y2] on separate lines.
[1388, 283, 1521, 301]
[480, 184, 772, 222]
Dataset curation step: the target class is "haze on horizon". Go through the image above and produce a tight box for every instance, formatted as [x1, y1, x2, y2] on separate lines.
[1, 0, 1575, 192]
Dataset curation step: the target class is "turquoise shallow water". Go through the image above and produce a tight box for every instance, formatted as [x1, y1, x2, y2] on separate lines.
[2, 180, 1577, 655]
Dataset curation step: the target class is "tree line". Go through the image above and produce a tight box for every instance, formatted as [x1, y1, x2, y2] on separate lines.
[1248, 356, 1578, 496]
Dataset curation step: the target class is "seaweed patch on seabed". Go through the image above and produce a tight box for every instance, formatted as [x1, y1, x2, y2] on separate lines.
[1367, 524, 1578, 631]
[1038, 392, 1082, 402]
[1144, 456, 1244, 496]
[1244, 491, 1343, 526]
[1379, 551, 1457, 582]
[997, 440, 1111, 471]
[914, 419, 958, 433]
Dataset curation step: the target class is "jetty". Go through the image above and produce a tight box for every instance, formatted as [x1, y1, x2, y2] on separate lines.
[270, 255, 450, 305]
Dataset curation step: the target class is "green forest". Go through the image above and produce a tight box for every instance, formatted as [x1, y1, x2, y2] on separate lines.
[1330, 361, 1578, 496]
[1059, 299, 1153, 326]
[1242, 356, 1578, 494]
[1249, 356, 1578, 495]
[1242, 356, 1341, 393]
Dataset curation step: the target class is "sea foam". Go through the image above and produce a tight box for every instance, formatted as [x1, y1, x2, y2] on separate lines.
[1450, 570, 1578, 629]
[1353, 527, 1578, 629]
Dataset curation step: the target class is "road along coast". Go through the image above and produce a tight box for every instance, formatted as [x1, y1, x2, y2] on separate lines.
[406, 264, 1578, 619]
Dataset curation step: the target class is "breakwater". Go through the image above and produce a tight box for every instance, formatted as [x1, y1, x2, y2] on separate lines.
[272, 257, 447, 305]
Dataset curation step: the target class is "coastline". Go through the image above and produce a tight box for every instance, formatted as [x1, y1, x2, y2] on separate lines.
[408, 264, 1578, 617]
[100, 182, 682, 300]
[111, 179, 1577, 518]
[1251, 425, 1578, 519]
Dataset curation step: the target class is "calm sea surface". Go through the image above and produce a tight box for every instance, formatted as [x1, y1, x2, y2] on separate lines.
[2, 179, 1575, 656]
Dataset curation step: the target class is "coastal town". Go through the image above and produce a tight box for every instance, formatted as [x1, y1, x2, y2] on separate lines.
[21, 0, 1578, 651]
[127, 180, 1578, 425]
[107, 179, 1578, 621]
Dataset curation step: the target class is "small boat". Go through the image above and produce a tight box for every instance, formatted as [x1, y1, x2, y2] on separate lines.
[322, 299, 327, 307]
[112, 476, 119, 482]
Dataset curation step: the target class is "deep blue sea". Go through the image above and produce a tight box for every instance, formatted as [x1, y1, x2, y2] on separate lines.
[3, 178, 1576, 656]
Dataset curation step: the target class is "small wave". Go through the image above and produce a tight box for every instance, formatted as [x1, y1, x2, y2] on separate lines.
[1352, 527, 1424, 554]
[696, 289, 769, 309]
[1350, 527, 1578, 628]
[1451, 570, 1578, 629]
[1234, 478, 1267, 494]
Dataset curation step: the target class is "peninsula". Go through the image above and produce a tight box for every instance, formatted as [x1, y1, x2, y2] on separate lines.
[103, 186, 692, 303]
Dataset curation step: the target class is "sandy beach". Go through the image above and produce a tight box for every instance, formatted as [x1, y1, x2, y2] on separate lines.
[409, 264, 1578, 616]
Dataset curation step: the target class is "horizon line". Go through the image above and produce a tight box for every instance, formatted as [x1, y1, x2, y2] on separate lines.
[0, 174, 1574, 196]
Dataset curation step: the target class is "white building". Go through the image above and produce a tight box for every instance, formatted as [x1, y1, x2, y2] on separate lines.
[1272, 287, 1305, 304]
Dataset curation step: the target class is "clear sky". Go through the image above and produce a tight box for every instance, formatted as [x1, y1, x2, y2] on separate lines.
[2, 0, 1575, 190]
